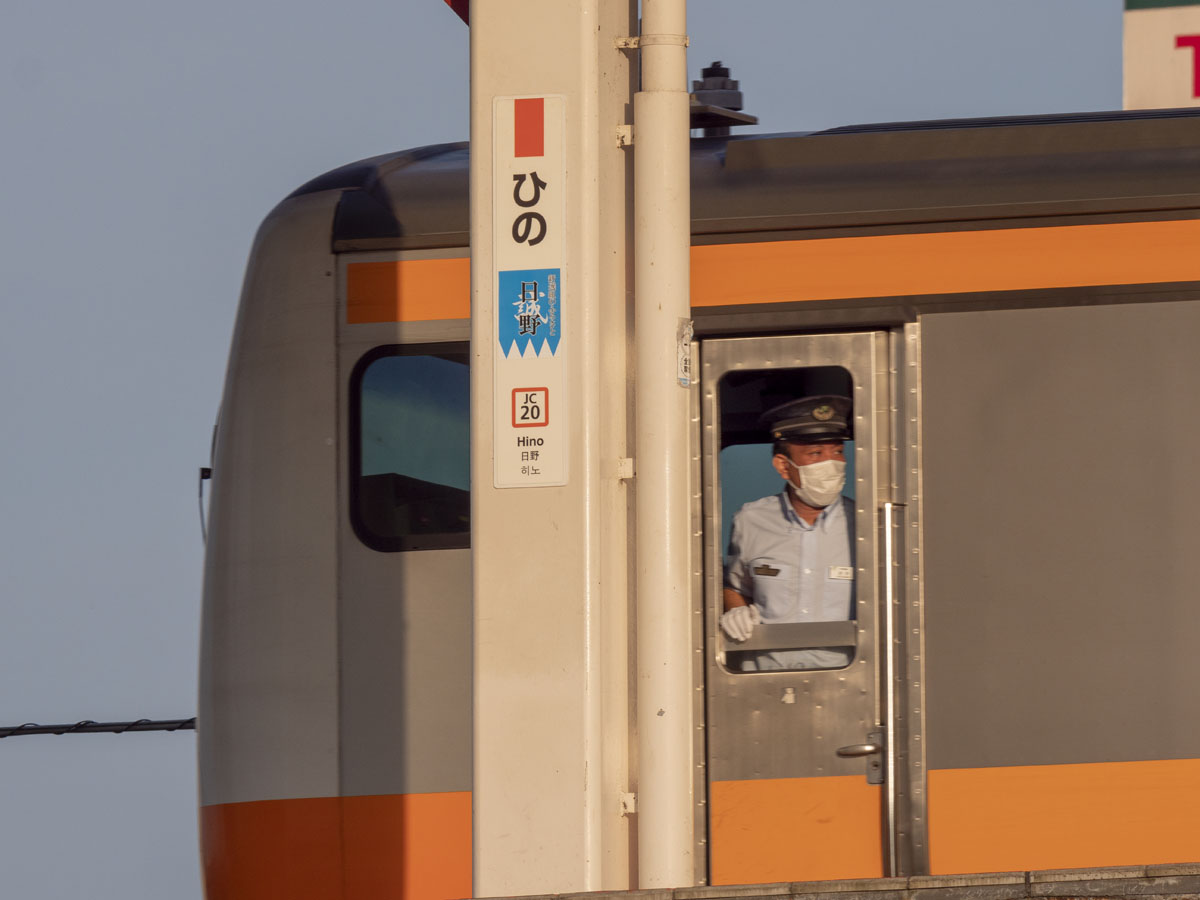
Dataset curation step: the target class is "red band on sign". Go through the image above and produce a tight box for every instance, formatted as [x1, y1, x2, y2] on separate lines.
[1176, 35, 1200, 97]
[514, 98, 545, 158]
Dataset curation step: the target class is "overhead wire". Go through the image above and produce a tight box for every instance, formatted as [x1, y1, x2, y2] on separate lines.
[0, 718, 196, 738]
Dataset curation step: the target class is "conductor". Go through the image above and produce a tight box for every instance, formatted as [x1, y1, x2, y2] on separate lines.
[721, 395, 855, 671]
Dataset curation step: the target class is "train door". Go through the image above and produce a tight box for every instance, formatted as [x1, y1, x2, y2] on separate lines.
[700, 330, 920, 884]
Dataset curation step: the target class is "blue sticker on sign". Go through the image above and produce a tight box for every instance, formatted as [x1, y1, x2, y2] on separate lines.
[498, 268, 562, 358]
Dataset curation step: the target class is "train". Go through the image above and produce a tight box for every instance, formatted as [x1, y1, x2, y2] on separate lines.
[198, 100, 1200, 899]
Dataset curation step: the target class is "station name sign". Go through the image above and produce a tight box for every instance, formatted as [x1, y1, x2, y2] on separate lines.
[493, 96, 567, 488]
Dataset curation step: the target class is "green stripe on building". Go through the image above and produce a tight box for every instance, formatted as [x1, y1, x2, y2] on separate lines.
[1126, 0, 1200, 11]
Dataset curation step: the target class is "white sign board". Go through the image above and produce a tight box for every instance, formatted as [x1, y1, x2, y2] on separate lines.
[1124, 0, 1200, 108]
[492, 95, 567, 488]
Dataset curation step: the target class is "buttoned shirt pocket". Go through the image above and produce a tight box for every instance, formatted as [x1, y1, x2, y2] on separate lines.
[749, 558, 798, 620]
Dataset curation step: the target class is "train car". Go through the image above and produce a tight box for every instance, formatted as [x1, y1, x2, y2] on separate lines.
[199, 106, 1200, 899]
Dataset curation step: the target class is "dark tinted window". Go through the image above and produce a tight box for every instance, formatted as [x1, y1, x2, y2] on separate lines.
[351, 345, 470, 551]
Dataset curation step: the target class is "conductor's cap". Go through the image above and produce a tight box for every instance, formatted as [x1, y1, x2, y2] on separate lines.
[760, 395, 852, 442]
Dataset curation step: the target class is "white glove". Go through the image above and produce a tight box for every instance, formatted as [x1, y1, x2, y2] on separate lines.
[720, 604, 760, 642]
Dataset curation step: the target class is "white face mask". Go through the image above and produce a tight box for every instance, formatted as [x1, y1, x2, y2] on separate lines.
[785, 458, 846, 509]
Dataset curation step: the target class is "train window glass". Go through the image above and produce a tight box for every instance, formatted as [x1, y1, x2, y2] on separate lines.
[351, 345, 470, 551]
[718, 366, 856, 672]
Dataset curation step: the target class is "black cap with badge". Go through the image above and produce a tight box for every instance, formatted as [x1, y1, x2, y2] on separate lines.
[759, 394, 852, 442]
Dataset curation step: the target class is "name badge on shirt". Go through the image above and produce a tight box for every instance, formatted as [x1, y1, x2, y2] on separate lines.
[829, 566, 855, 580]
[753, 564, 781, 577]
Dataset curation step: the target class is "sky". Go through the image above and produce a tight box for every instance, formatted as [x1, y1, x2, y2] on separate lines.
[0, 2, 1120, 897]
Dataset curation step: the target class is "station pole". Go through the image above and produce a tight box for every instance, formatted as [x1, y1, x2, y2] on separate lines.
[469, 1, 638, 895]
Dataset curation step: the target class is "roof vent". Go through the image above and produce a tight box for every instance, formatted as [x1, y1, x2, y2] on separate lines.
[690, 61, 758, 137]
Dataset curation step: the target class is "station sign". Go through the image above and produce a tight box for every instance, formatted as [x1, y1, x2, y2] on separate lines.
[493, 95, 567, 488]
[1124, 0, 1200, 108]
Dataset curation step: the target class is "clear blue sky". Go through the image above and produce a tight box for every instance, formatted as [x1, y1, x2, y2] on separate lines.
[0, 2, 1119, 896]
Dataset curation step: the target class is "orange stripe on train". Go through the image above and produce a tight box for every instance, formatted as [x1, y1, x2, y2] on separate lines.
[693, 219, 1200, 306]
[345, 220, 1200, 324]
[347, 258, 470, 324]
[928, 758, 1200, 874]
[201, 791, 471, 900]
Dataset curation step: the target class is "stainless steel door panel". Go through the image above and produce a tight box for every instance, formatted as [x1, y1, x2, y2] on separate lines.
[701, 332, 901, 881]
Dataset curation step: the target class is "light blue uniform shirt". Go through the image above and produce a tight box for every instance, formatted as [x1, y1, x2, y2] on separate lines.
[724, 491, 855, 671]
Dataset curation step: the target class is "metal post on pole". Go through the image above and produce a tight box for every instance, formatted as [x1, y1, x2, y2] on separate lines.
[633, 0, 695, 888]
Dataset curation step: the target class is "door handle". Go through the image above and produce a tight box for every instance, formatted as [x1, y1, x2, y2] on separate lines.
[836, 742, 881, 757]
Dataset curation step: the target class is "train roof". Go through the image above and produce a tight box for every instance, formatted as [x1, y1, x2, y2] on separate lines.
[289, 107, 1200, 252]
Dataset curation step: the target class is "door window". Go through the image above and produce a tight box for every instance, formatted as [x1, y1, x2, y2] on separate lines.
[717, 366, 857, 672]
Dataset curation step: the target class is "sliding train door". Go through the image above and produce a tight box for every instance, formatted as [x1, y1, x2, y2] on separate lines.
[700, 330, 923, 884]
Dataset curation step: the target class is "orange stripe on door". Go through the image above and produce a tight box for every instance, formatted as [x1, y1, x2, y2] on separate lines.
[346, 258, 470, 324]
[691, 219, 1200, 307]
[709, 775, 883, 885]
[201, 791, 471, 900]
[928, 758, 1200, 874]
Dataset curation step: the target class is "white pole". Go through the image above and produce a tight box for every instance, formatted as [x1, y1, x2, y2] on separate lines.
[634, 0, 694, 888]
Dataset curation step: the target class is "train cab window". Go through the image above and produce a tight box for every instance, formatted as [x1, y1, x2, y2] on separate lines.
[718, 365, 857, 672]
[351, 345, 470, 551]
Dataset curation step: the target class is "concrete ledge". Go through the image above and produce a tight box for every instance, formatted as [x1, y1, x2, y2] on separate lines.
[481, 863, 1200, 900]
[1030, 866, 1149, 884]
[909, 874, 1026, 889]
